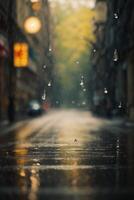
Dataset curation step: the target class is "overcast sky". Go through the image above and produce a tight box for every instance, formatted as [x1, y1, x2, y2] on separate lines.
[49, 0, 96, 9]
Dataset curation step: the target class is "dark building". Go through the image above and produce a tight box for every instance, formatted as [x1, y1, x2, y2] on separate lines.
[89, 0, 134, 119]
[0, 0, 14, 120]
[0, 0, 54, 122]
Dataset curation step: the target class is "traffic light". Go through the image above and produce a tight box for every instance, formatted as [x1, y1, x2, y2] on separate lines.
[14, 43, 29, 67]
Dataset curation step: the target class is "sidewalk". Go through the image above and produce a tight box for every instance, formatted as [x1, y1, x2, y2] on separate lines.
[0, 115, 30, 136]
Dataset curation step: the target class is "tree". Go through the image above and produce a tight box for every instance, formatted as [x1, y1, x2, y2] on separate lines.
[51, 3, 97, 107]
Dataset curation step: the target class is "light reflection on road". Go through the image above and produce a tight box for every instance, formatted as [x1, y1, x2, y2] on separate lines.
[11, 109, 111, 198]
[1, 109, 134, 199]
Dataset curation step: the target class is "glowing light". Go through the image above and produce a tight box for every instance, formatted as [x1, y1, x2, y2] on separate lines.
[24, 16, 42, 34]
[14, 43, 29, 67]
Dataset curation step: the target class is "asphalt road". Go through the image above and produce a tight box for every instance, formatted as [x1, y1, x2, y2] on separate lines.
[0, 109, 134, 200]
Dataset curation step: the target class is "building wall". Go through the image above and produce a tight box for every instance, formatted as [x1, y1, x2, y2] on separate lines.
[15, 0, 53, 113]
[127, 59, 134, 119]
[0, 1, 13, 120]
[90, 0, 134, 120]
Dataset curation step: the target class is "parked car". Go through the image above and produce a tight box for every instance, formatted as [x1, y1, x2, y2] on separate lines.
[27, 100, 43, 117]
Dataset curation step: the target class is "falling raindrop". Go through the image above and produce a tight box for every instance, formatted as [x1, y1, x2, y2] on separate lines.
[43, 65, 47, 69]
[42, 95, 46, 101]
[49, 48, 52, 52]
[80, 80, 84, 87]
[48, 81, 52, 87]
[104, 88, 108, 94]
[72, 101, 75, 104]
[83, 88, 86, 92]
[76, 61, 79, 64]
[42, 91, 46, 101]
[114, 13, 118, 19]
[113, 49, 118, 62]
[116, 139, 120, 149]
[118, 102, 122, 108]
[93, 49, 96, 53]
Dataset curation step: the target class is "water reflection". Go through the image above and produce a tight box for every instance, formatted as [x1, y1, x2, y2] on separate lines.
[13, 141, 40, 200]
[0, 111, 134, 199]
[28, 166, 40, 200]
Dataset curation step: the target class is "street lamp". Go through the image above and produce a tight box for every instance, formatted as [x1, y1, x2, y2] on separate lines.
[24, 16, 42, 34]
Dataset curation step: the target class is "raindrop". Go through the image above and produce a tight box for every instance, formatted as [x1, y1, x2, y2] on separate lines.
[42, 96, 46, 101]
[114, 13, 118, 19]
[76, 61, 79, 64]
[116, 139, 120, 149]
[56, 101, 59, 104]
[48, 81, 52, 87]
[93, 49, 96, 53]
[49, 48, 52, 52]
[80, 80, 84, 87]
[42, 91, 46, 101]
[118, 102, 122, 108]
[43, 65, 47, 69]
[104, 88, 108, 94]
[113, 49, 118, 62]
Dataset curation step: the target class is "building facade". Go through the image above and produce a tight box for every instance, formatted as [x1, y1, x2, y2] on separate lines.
[0, 0, 54, 121]
[0, 0, 16, 120]
[90, 0, 134, 120]
[15, 0, 54, 113]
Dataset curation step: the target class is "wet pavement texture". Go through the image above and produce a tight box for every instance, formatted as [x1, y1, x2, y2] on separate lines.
[0, 110, 134, 200]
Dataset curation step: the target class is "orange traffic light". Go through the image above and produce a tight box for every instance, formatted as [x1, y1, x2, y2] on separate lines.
[14, 43, 29, 67]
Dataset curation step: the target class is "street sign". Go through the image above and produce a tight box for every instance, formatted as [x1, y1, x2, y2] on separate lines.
[14, 43, 29, 67]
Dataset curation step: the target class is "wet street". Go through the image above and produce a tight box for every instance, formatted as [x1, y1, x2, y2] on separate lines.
[0, 110, 134, 200]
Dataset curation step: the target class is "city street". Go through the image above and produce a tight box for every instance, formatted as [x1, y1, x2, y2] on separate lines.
[0, 1, 134, 199]
[0, 110, 134, 200]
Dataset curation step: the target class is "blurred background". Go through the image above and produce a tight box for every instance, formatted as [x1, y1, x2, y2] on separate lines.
[0, 1, 134, 199]
[0, 0, 134, 123]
